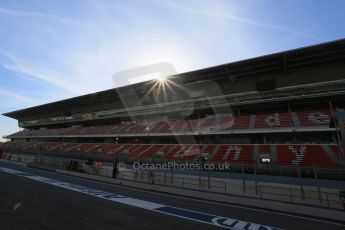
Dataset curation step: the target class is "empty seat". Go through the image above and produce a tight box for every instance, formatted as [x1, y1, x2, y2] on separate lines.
[201, 117, 217, 130]
[165, 145, 202, 161]
[170, 120, 190, 132]
[127, 145, 151, 158]
[276, 144, 335, 167]
[255, 112, 294, 128]
[6, 109, 336, 138]
[297, 110, 331, 126]
[212, 145, 254, 163]
[138, 145, 164, 158]
[218, 115, 250, 130]
[2, 142, 341, 168]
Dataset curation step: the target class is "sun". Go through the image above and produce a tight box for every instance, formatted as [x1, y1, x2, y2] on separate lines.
[153, 74, 167, 82]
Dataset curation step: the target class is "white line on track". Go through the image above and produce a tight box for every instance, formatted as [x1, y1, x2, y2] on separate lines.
[48, 170, 345, 227]
[0, 166, 282, 230]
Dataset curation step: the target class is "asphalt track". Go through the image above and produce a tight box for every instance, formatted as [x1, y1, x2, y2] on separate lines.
[0, 161, 344, 230]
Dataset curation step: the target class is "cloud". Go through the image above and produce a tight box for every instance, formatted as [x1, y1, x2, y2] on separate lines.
[147, 0, 320, 41]
[0, 7, 71, 23]
[0, 50, 81, 95]
[0, 88, 34, 104]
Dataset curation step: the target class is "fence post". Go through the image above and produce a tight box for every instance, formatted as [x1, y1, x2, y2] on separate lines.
[242, 164, 246, 194]
[313, 166, 323, 203]
[254, 164, 258, 195]
[325, 192, 330, 208]
[297, 165, 305, 200]
[149, 170, 155, 184]
[164, 171, 167, 185]
[207, 172, 210, 189]
[118, 170, 122, 178]
[108, 168, 111, 177]
[289, 189, 293, 203]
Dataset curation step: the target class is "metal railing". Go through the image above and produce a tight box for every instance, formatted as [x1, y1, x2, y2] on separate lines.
[3, 153, 344, 210]
[114, 169, 343, 210]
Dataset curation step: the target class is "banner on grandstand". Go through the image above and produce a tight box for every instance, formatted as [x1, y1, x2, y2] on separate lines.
[81, 113, 94, 120]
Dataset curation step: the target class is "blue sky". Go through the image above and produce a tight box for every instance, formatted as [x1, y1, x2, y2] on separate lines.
[0, 0, 345, 141]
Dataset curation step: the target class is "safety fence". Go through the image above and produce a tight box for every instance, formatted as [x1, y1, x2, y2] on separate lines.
[2, 153, 345, 210]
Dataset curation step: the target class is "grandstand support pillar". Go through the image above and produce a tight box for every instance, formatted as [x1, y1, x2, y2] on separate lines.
[297, 165, 305, 200]
[313, 166, 323, 203]
[332, 134, 337, 144]
[112, 159, 119, 178]
[329, 101, 345, 165]
[330, 102, 343, 146]
[241, 164, 246, 194]
[329, 101, 333, 111]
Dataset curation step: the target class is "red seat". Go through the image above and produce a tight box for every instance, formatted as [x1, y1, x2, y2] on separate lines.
[255, 112, 294, 128]
[127, 145, 151, 158]
[212, 145, 254, 163]
[171, 120, 190, 132]
[165, 145, 202, 161]
[201, 117, 217, 130]
[329, 145, 344, 160]
[297, 110, 331, 126]
[276, 144, 335, 167]
[218, 115, 250, 130]
[139, 145, 164, 158]
[202, 145, 216, 156]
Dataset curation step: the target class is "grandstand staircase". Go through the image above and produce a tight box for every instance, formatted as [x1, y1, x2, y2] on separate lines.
[322, 145, 344, 167]
[291, 112, 301, 128]
[197, 119, 206, 131]
[249, 115, 256, 129]
[208, 145, 221, 161]
[50, 143, 66, 152]
[171, 120, 189, 133]
[191, 145, 210, 161]
[84, 144, 102, 154]
[213, 116, 223, 131]
[65, 144, 82, 152]
[139, 144, 164, 158]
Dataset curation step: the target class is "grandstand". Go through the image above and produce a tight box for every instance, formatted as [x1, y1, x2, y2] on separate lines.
[1, 39, 345, 171]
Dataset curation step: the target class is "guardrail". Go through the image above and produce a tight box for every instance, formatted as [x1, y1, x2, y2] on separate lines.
[2, 153, 344, 210]
[115, 169, 343, 210]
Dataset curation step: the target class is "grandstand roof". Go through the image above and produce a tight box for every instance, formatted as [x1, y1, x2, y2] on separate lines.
[3, 38, 345, 119]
